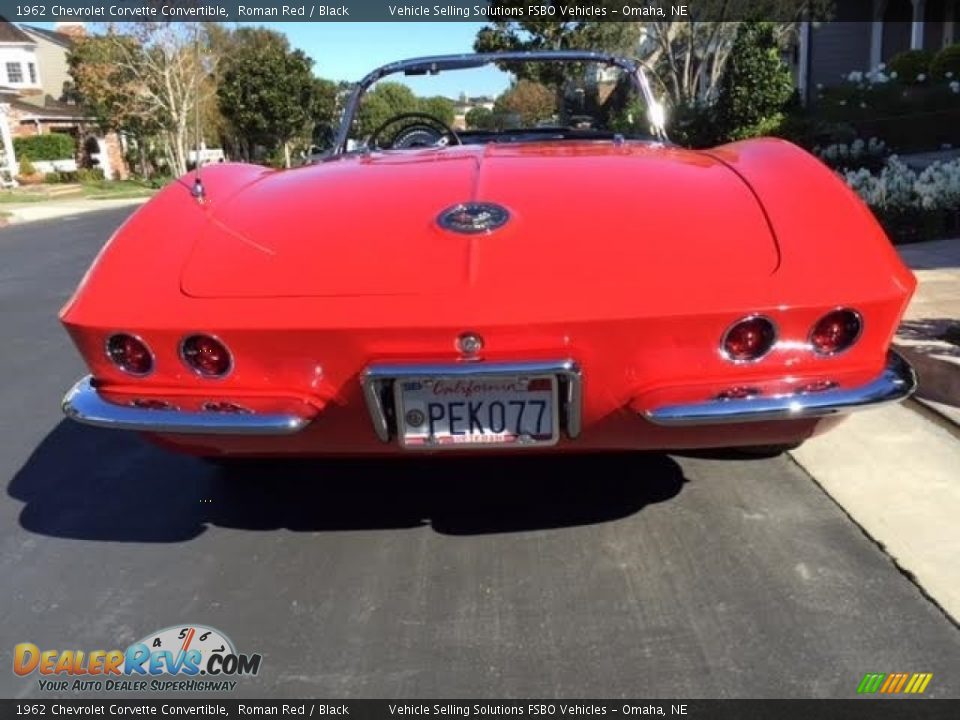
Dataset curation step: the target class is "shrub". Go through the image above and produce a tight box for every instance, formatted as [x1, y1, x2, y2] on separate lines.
[76, 167, 105, 183]
[45, 170, 79, 183]
[144, 175, 173, 189]
[887, 49, 935, 84]
[13, 133, 76, 161]
[15, 157, 43, 185]
[465, 106, 495, 131]
[714, 22, 795, 143]
[930, 43, 960, 81]
[842, 156, 960, 243]
[815, 137, 889, 172]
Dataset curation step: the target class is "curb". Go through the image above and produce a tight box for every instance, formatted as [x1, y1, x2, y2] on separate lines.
[894, 343, 960, 427]
[0, 197, 151, 226]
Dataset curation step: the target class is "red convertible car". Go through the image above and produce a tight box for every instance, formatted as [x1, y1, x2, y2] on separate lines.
[60, 51, 917, 459]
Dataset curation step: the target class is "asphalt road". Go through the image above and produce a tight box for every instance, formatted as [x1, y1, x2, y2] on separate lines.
[1, 208, 959, 699]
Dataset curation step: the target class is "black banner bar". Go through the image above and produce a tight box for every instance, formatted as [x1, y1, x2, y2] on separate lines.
[0, 1, 955, 23]
[1, 700, 959, 720]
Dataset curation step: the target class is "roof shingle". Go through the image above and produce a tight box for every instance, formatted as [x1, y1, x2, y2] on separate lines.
[0, 18, 36, 44]
[21, 25, 75, 48]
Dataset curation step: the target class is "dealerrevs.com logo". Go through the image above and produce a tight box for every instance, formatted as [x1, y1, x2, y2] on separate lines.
[13, 624, 262, 692]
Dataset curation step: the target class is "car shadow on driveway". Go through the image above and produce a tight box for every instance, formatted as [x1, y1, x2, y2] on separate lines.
[8, 420, 688, 543]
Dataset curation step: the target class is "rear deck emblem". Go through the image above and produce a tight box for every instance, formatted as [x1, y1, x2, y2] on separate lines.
[438, 203, 509, 234]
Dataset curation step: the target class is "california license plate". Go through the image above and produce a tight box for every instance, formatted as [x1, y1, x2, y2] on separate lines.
[395, 374, 559, 449]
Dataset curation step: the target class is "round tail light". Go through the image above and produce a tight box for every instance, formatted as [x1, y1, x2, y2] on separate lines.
[721, 316, 777, 363]
[810, 309, 862, 355]
[181, 335, 232, 377]
[105, 334, 153, 376]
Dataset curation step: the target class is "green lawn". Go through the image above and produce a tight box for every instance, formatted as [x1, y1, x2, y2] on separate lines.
[79, 179, 160, 200]
[0, 180, 158, 204]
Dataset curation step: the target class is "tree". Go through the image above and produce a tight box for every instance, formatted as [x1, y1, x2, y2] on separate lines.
[494, 80, 556, 126]
[354, 82, 422, 137]
[217, 27, 320, 167]
[110, 23, 211, 177]
[68, 24, 213, 177]
[474, 7, 641, 88]
[465, 106, 496, 130]
[312, 78, 340, 125]
[418, 96, 456, 126]
[714, 22, 795, 141]
[637, 2, 833, 108]
[473, 2, 833, 111]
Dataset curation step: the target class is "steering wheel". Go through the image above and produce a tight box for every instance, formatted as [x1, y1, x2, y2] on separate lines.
[367, 112, 462, 150]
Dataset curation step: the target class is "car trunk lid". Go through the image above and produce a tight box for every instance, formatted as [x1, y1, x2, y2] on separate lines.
[180, 143, 779, 299]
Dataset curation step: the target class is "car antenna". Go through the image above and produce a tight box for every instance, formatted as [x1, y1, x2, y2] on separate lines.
[191, 25, 205, 204]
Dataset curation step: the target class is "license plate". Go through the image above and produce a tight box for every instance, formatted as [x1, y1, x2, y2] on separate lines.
[394, 374, 559, 449]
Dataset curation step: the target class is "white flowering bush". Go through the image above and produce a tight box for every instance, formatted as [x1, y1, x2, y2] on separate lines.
[843, 156, 919, 209]
[843, 64, 893, 88]
[915, 159, 960, 210]
[842, 156, 960, 241]
[816, 136, 888, 171]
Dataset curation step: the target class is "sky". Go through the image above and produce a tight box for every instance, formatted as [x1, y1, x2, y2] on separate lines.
[32, 21, 511, 98]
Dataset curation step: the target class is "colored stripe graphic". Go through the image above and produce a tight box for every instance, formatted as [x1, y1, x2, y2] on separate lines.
[905, 673, 934, 694]
[857, 673, 886, 694]
[880, 674, 897, 693]
[858, 672, 933, 694]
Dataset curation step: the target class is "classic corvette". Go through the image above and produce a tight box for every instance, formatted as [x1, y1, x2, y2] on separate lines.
[60, 51, 917, 459]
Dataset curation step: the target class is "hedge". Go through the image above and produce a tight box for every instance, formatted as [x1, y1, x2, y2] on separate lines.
[13, 133, 76, 161]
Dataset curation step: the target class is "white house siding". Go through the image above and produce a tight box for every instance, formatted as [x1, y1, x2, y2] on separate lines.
[0, 44, 41, 92]
[21, 29, 69, 103]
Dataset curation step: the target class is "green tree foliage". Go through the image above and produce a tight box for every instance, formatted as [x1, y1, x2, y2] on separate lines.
[352, 84, 461, 141]
[494, 79, 556, 126]
[312, 78, 340, 125]
[68, 24, 216, 177]
[473, 5, 640, 57]
[418, 96, 456, 126]
[714, 22, 795, 142]
[465, 106, 496, 130]
[355, 82, 420, 137]
[217, 27, 321, 165]
[473, 6, 641, 87]
[67, 34, 162, 140]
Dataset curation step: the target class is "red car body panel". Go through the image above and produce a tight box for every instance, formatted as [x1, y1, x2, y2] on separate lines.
[60, 138, 916, 457]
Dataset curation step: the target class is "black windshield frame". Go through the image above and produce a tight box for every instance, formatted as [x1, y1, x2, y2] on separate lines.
[331, 50, 666, 155]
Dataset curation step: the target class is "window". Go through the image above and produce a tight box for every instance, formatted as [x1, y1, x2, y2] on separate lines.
[6, 63, 23, 84]
[27, 63, 36, 84]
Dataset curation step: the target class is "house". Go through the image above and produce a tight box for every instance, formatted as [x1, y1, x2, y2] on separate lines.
[452, 94, 495, 129]
[798, 0, 958, 100]
[20, 22, 83, 106]
[0, 19, 127, 181]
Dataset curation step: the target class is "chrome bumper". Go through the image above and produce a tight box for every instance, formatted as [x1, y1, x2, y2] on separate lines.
[61, 376, 309, 435]
[645, 351, 917, 427]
